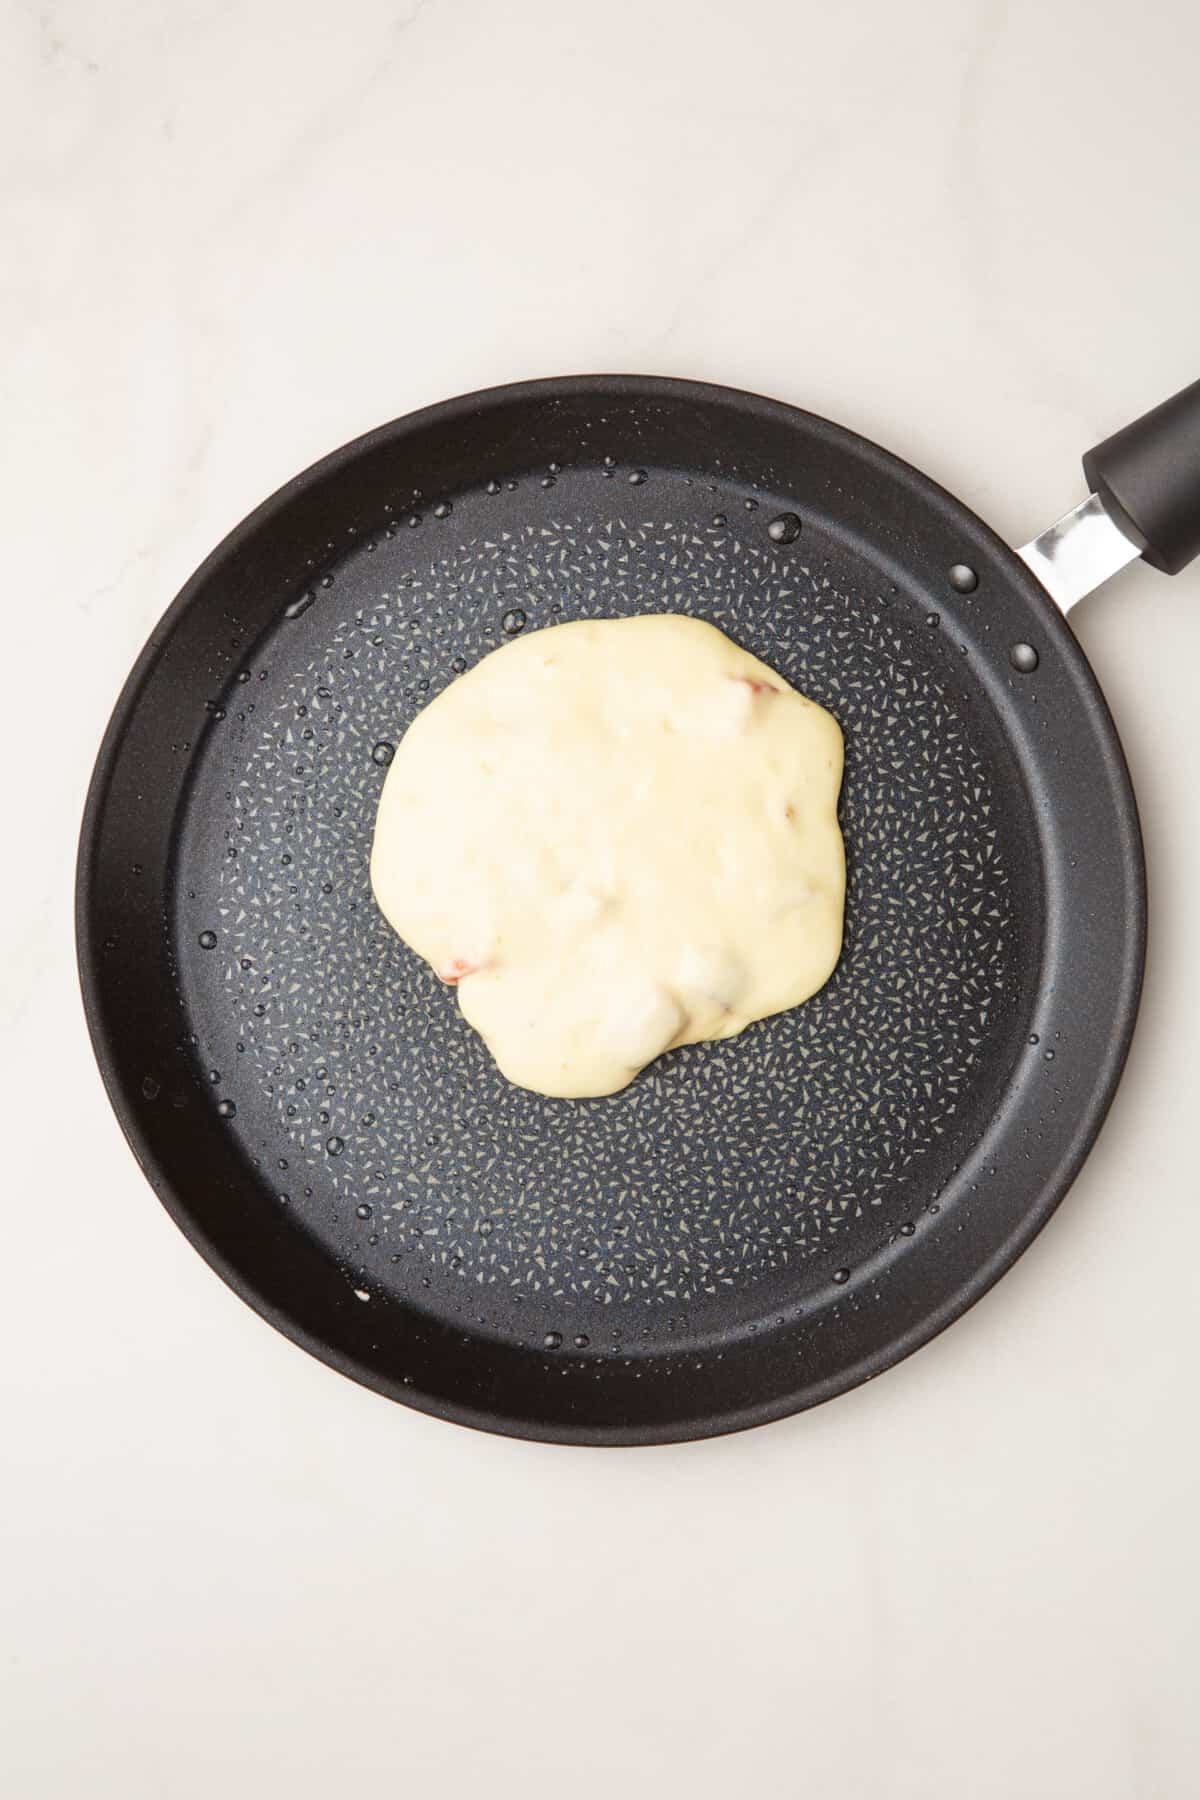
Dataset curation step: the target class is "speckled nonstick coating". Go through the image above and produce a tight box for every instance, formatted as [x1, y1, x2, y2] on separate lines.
[77, 377, 1144, 1443]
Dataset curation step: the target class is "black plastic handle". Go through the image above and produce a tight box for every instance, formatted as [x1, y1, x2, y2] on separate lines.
[1082, 376, 1200, 576]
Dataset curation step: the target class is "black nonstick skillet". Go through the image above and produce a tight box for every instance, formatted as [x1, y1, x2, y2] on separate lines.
[77, 374, 1200, 1443]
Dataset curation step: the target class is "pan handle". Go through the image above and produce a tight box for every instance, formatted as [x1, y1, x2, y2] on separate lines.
[1083, 376, 1200, 576]
[1018, 375, 1200, 612]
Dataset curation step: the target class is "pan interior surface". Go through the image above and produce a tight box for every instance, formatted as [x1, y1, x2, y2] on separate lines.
[180, 484, 1028, 1311]
[80, 379, 1143, 1441]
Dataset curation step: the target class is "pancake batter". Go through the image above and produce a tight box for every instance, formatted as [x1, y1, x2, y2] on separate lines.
[370, 615, 844, 1098]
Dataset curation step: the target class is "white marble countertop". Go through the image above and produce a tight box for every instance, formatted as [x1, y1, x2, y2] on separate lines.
[5, 1, 1200, 1794]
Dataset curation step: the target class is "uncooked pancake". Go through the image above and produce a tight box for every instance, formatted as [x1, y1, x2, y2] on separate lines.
[370, 614, 844, 1098]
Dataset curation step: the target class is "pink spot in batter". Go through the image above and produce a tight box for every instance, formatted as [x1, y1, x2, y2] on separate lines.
[732, 676, 779, 698]
[438, 956, 487, 985]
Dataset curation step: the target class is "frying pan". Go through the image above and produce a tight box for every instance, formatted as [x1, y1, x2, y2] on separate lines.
[77, 374, 1200, 1444]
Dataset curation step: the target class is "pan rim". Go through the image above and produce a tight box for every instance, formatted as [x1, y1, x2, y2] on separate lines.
[76, 372, 1147, 1445]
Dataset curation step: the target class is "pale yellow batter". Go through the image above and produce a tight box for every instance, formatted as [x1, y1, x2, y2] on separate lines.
[370, 615, 845, 1098]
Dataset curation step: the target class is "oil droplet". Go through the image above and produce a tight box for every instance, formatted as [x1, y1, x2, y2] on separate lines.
[451, 655, 467, 673]
[208, 1068, 220, 1083]
[711, 513, 727, 528]
[1010, 642, 1039, 673]
[371, 741, 395, 766]
[198, 930, 217, 949]
[744, 498, 759, 511]
[949, 563, 978, 593]
[142, 1076, 160, 1099]
[284, 591, 315, 620]
[486, 479, 501, 495]
[768, 512, 801, 544]
[204, 701, 226, 720]
[433, 501, 452, 519]
[544, 1331, 563, 1348]
[899, 1221, 916, 1236]
[356, 1203, 372, 1220]
[541, 475, 556, 488]
[832, 1267, 850, 1285]
[407, 514, 422, 529]
[628, 469, 647, 485]
[573, 1333, 590, 1349]
[1029, 1033, 1040, 1045]
[326, 1135, 345, 1156]
[501, 608, 527, 636]
[236, 669, 251, 683]
[1043, 1049, 1055, 1061]
[216, 1098, 236, 1119]
[926, 613, 940, 628]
